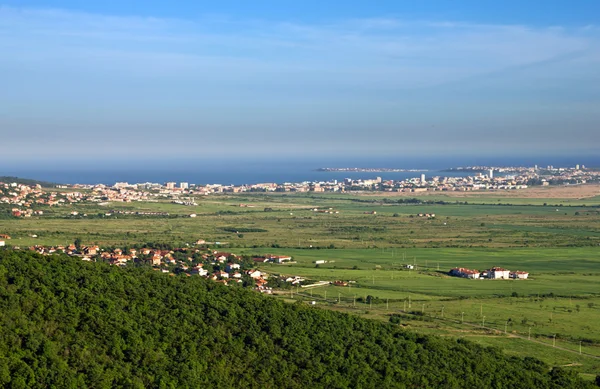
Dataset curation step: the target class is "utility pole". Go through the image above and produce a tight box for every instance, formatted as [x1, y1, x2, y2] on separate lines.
[528, 327, 531, 340]
[386, 299, 389, 310]
[408, 294, 411, 308]
[480, 303, 483, 317]
[353, 295, 356, 307]
[422, 304, 425, 314]
[441, 305, 444, 318]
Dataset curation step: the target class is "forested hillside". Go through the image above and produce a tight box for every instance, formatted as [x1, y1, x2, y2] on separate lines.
[0, 176, 58, 187]
[0, 250, 594, 388]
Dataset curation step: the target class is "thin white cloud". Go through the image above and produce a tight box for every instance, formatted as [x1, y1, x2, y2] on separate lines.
[0, 6, 599, 158]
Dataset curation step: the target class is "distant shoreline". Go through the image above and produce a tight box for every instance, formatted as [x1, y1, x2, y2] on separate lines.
[316, 168, 428, 173]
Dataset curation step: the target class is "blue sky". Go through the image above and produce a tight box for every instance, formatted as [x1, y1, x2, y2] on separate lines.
[1, 1, 599, 163]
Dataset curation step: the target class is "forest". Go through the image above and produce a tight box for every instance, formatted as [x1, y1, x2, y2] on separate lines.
[0, 249, 597, 388]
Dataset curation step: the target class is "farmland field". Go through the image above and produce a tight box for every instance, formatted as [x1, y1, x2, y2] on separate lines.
[1, 187, 599, 376]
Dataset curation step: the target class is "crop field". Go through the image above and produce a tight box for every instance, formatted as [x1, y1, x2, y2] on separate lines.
[1, 187, 599, 376]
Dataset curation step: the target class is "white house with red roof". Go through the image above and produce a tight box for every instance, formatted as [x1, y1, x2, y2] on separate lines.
[449, 267, 480, 279]
[488, 267, 510, 279]
[511, 271, 529, 280]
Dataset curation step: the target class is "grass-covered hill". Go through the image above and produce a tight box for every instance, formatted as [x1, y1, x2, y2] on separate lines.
[0, 250, 595, 389]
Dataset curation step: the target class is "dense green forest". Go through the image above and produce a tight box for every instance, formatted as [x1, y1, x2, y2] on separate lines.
[0, 250, 596, 388]
[0, 176, 58, 187]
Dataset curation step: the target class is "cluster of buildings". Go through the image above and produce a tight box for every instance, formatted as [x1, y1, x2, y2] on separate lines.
[1, 182, 49, 216]
[97, 164, 597, 195]
[3, 163, 598, 220]
[252, 255, 293, 263]
[449, 267, 529, 280]
[20, 242, 294, 293]
[0, 180, 151, 217]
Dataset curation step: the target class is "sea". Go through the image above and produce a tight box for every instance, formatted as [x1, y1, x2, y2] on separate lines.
[2, 155, 598, 186]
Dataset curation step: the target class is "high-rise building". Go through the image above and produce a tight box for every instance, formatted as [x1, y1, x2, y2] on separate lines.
[489, 169, 493, 179]
[180, 182, 189, 189]
[575, 164, 580, 170]
[420, 173, 426, 183]
[165, 182, 176, 189]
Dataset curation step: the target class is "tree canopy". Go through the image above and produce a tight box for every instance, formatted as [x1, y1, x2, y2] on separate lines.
[0, 250, 594, 388]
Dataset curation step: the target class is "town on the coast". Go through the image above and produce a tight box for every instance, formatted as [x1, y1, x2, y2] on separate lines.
[1, 164, 597, 212]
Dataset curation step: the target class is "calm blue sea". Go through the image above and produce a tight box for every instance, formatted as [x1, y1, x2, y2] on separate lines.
[2, 155, 598, 186]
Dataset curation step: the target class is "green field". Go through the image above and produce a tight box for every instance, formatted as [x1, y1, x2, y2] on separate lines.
[2, 192, 599, 250]
[1, 190, 599, 376]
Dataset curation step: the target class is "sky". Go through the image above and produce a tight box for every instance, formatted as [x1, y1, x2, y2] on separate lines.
[1, 1, 599, 165]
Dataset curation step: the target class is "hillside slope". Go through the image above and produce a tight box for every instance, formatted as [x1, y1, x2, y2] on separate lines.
[0, 250, 594, 388]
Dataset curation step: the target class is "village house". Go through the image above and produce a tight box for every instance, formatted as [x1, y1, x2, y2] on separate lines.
[449, 267, 480, 279]
[247, 270, 262, 279]
[487, 267, 510, 279]
[268, 255, 293, 263]
[286, 276, 305, 285]
[190, 265, 208, 276]
[213, 252, 236, 262]
[511, 271, 529, 280]
[0, 240, 4, 247]
[254, 278, 271, 293]
[226, 262, 241, 272]
[151, 254, 162, 266]
[83, 246, 99, 256]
